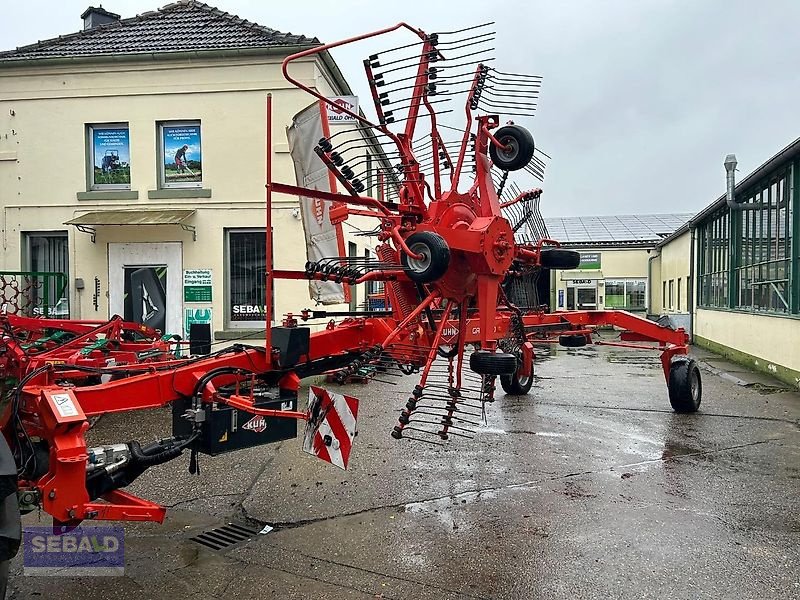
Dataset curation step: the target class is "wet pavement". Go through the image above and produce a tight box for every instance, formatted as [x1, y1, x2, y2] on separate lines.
[7, 335, 800, 599]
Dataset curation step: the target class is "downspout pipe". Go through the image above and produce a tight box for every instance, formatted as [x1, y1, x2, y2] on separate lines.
[647, 249, 658, 318]
[725, 154, 758, 211]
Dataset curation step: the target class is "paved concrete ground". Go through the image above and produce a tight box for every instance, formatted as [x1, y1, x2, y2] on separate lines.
[7, 336, 800, 599]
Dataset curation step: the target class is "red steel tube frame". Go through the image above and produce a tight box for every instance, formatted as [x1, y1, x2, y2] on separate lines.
[265, 93, 274, 355]
[8, 305, 686, 525]
[281, 22, 426, 144]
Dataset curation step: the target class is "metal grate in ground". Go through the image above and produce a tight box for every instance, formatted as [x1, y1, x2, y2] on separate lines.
[189, 522, 261, 551]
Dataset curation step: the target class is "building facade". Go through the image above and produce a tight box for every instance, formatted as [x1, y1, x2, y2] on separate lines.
[0, 2, 382, 341]
[650, 228, 692, 320]
[655, 137, 800, 387]
[545, 214, 691, 313]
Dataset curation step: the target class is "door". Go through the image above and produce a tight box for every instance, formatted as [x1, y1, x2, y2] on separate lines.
[108, 243, 183, 335]
[566, 284, 597, 310]
[576, 286, 597, 309]
[566, 286, 576, 310]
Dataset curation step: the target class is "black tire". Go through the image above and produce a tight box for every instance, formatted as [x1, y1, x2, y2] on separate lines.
[500, 357, 533, 395]
[489, 125, 535, 171]
[469, 351, 517, 375]
[539, 248, 581, 270]
[558, 333, 587, 348]
[400, 232, 451, 283]
[668, 358, 702, 413]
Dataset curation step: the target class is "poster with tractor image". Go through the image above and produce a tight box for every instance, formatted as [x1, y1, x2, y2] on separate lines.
[93, 127, 131, 185]
[163, 125, 202, 184]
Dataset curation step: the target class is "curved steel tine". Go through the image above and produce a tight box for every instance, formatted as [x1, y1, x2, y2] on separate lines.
[433, 22, 495, 36]
[489, 68, 543, 79]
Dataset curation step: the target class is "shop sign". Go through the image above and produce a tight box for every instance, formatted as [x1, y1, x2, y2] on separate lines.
[579, 252, 601, 270]
[326, 96, 359, 123]
[184, 269, 212, 302]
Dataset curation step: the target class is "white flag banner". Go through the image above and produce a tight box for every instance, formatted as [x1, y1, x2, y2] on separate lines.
[286, 102, 346, 305]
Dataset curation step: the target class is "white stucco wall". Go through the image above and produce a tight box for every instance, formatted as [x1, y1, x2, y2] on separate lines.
[694, 308, 800, 382]
[0, 53, 383, 337]
[652, 230, 692, 314]
[552, 247, 653, 312]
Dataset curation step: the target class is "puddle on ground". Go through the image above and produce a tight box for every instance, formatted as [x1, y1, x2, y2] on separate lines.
[661, 441, 706, 461]
[404, 489, 500, 531]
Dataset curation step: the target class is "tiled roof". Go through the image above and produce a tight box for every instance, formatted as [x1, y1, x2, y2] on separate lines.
[545, 213, 693, 245]
[0, 1, 317, 62]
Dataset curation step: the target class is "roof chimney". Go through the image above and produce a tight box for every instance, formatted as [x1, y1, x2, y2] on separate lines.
[81, 6, 121, 30]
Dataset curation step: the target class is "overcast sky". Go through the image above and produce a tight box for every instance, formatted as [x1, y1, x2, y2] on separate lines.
[2, 0, 798, 217]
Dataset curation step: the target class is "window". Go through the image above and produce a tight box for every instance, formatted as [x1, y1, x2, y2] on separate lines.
[159, 121, 202, 188]
[698, 208, 730, 308]
[363, 247, 385, 311]
[627, 279, 646, 310]
[668, 279, 674, 309]
[605, 280, 625, 308]
[226, 229, 271, 328]
[734, 170, 792, 313]
[677, 278, 682, 311]
[604, 278, 646, 310]
[698, 165, 796, 314]
[662, 281, 667, 309]
[23, 232, 69, 317]
[87, 124, 130, 190]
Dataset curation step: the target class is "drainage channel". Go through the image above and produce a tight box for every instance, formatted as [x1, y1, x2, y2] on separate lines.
[190, 522, 262, 551]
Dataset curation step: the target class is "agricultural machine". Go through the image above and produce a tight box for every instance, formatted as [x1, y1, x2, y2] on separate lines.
[0, 21, 701, 570]
[101, 150, 121, 174]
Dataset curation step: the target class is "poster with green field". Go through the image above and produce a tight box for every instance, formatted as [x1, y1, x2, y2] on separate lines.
[163, 125, 202, 183]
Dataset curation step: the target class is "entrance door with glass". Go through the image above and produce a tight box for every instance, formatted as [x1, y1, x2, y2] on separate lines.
[108, 242, 183, 335]
[566, 283, 597, 310]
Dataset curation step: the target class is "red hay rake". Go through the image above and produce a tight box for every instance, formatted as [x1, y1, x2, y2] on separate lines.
[0, 22, 701, 532]
[269, 22, 700, 441]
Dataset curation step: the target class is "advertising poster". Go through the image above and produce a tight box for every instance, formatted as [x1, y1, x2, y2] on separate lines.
[123, 267, 167, 332]
[579, 252, 602, 270]
[163, 125, 202, 184]
[93, 127, 130, 186]
[185, 307, 212, 335]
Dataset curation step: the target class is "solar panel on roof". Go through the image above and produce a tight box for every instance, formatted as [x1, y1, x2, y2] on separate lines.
[543, 213, 692, 243]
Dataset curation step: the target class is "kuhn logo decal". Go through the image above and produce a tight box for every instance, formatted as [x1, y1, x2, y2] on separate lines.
[242, 415, 267, 433]
[313, 197, 325, 226]
[326, 96, 359, 123]
[330, 98, 354, 114]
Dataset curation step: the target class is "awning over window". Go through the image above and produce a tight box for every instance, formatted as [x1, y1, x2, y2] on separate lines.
[65, 209, 195, 226]
[64, 209, 196, 242]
